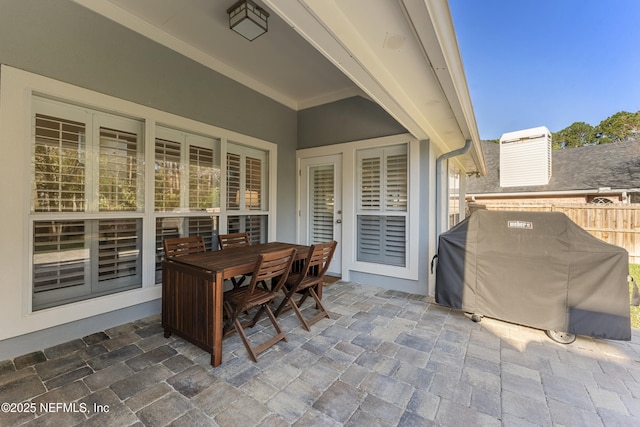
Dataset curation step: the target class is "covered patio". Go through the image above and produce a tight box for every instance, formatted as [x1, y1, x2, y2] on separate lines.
[2, 281, 639, 426]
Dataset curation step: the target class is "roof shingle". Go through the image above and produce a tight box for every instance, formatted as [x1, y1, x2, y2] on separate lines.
[467, 139, 640, 194]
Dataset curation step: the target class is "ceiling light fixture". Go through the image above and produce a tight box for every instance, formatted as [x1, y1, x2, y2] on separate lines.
[227, 0, 269, 41]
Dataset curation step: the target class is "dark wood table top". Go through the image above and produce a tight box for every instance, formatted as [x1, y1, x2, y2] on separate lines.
[166, 242, 310, 279]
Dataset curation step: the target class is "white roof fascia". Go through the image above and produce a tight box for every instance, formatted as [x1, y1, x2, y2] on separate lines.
[265, 0, 486, 174]
[265, 0, 431, 138]
[401, 0, 486, 175]
[467, 188, 638, 198]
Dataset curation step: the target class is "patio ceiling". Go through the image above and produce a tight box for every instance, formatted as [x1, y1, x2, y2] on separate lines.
[73, 0, 485, 174]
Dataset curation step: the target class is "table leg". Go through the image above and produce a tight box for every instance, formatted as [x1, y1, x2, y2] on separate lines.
[211, 270, 224, 367]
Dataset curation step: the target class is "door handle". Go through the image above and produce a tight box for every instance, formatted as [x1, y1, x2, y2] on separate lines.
[336, 219, 342, 224]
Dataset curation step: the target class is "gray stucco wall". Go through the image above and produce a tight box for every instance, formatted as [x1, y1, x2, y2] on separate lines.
[0, 0, 298, 359]
[0, 0, 298, 243]
[297, 96, 407, 148]
[0, 0, 413, 359]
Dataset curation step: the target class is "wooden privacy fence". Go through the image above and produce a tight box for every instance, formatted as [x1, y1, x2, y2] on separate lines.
[469, 203, 640, 264]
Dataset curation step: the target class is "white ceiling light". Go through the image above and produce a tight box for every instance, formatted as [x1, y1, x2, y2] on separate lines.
[227, 0, 269, 41]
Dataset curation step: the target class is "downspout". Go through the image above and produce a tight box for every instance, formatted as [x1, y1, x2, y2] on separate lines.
[436, 139, 472, 237]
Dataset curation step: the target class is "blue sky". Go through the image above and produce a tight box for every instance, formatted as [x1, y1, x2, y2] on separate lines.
[449, 0, 640, 140]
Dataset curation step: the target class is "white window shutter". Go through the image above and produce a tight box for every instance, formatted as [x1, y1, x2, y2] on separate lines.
[356, 145, 408, 267]
[359, 156, 381, 210]
[310, 165, 334, 244]
[226, 144, 268, 243]
[97, 218, 141, 283]
[33, 114, 86, 212]
[99, 127, 141, 211]
[245, 156, 262, 210]
[189, 145, 215, 209]
[33, 220, 87, 293]
[226, 152, 241, 210]
[154, 138, 181, 211]
[385, 153, 407, 211]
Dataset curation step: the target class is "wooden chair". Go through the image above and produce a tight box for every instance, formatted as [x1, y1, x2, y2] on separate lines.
[163, 236, 206, 259]
[218, 232, 250, 249]
[274, 240, 337, 331]
[223, 248, 296, 362]
[218, 232, 250, 288]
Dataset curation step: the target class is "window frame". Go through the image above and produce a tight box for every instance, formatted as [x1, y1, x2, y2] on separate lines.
[31, 97, 146, 310]
[1, 66, 277, 329]
[355, 144, 408, 267]
[296, 134, 420, 281]
[224, 142, 270, 244]
[448, 166, 461, 228]
[152, 126, 223, 280]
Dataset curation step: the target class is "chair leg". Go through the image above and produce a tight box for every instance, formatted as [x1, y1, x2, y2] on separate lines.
[276, 283, 331, 331]
[230, 275, 247, 289]
[286, 291, 310, 331]
[233, 316, 258, 362]
[248, 306, 266, 327]
[230, 304, 287, 362]
[305, 287, 330, 327]
[274, 285, 296, 317]
[249, 304, 287, 359]
[297, 290, 311, 307]
[230, 277, 238, 288]
[223, 301, 240, 337]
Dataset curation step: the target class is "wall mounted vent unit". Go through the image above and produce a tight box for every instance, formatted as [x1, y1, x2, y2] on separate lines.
[499, 126, 552, 187]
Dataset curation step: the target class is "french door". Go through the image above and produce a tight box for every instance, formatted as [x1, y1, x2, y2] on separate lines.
[299, 155, 342, 276]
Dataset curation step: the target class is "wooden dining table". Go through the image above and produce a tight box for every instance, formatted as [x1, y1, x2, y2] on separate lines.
[161, 242, 310, 367]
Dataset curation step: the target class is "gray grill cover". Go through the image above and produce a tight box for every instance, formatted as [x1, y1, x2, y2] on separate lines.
[435, 210, 631, 340]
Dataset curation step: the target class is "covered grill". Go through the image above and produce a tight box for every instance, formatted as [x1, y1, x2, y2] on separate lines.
[435, 210, 631, 341]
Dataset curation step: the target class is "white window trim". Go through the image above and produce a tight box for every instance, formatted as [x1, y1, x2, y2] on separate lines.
[448, 164, 461, 228]
[154, 126, 221, 213]
[297, 134, 419, 281]
[0, 65, 277, 340]
[225, 142, 270, 214]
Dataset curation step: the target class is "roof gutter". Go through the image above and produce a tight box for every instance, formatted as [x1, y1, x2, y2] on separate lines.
[436, 139, 472, 236]
[466, 188, 640, 199]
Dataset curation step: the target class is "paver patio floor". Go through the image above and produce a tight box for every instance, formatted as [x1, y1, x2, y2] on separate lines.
[1, 281, 639, 426]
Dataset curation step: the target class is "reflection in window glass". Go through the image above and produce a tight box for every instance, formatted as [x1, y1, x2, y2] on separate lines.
[155, 216, 219, 281]
[33, 219, 142, 310]
[33, 114, 86, 212]
[228, 215, 266, 245]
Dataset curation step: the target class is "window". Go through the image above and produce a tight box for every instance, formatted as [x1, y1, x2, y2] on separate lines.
[31, 97, 144, 310]
[448, 168, 461, 227]
[154, 216, 219, 281]
[308, 164, 335, 244]
[155, 127, 220, 212]
[226, 143, 268, 244]
[33, 114, 86, 212]
[590, 197, 613, 204]
[356, 144, 407, 266]
[154, 127, 220, 277]
[3, 67, 279, 326]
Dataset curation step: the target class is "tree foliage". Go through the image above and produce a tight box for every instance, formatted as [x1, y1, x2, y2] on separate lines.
[552, 121, 595, 149]
[551, 110, 640, 149]
[594, 111, 640, 144]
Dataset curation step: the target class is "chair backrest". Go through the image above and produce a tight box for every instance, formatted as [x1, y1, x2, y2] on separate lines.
[248, 248, 297, 296]
[163, 236, 206, 259]
[303, 240, 337, 281]
[218, 232, 250, 250]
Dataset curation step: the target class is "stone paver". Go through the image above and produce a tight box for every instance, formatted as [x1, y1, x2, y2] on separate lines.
[0, 281, 638, 426]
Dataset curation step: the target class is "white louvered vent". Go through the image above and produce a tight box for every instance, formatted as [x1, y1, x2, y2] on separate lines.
[500, 126, 552, 187]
